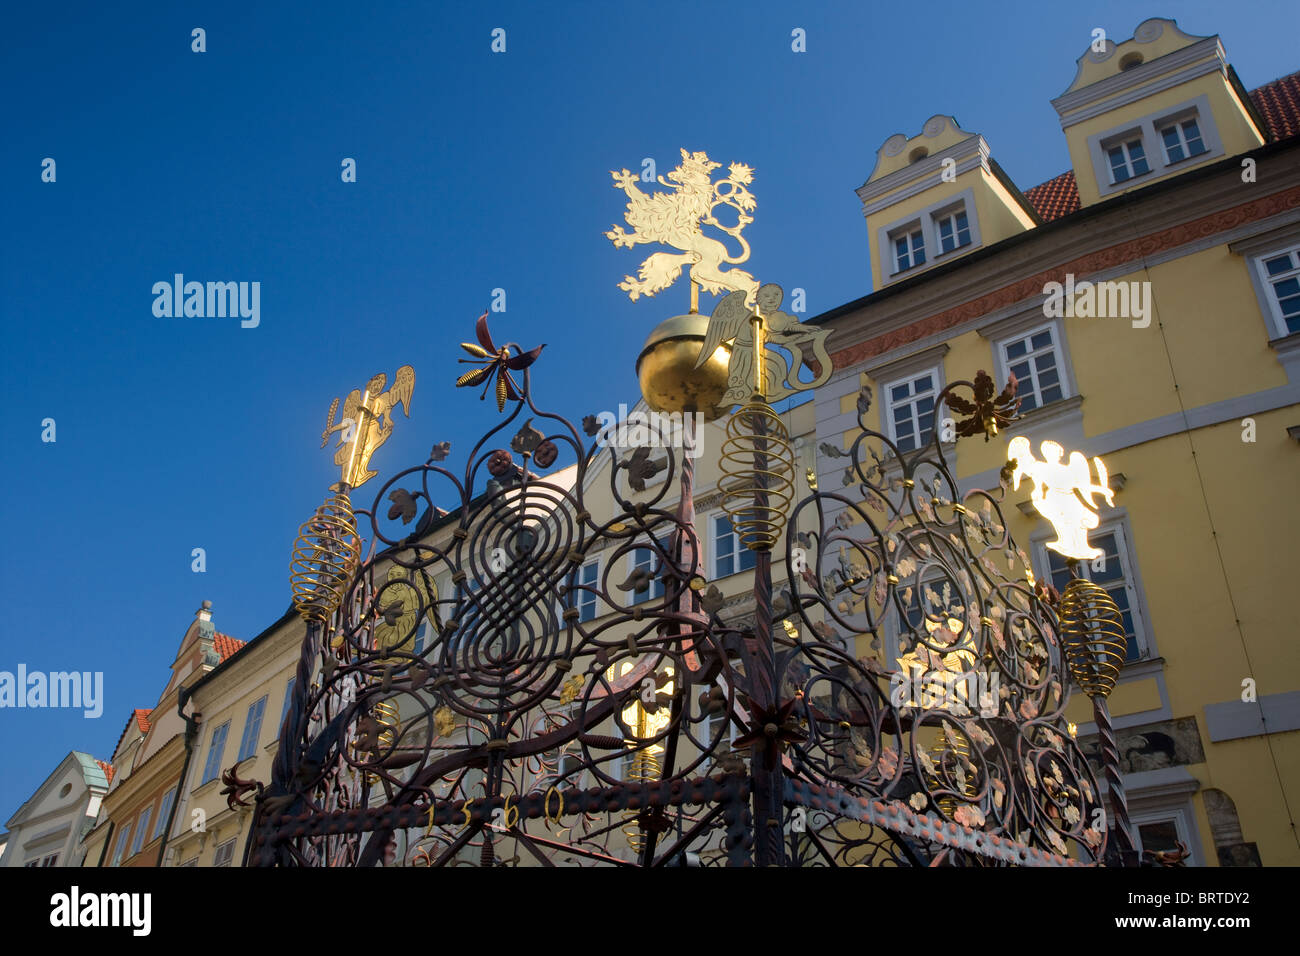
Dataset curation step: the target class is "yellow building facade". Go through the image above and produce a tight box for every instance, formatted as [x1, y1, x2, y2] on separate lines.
[80, 602, 246, 867]
[814, 17, 1299, 865]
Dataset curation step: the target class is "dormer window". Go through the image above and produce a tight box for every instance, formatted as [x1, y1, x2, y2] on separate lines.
[1159, 117, 1207, 164]
[892, 227, 925, 272]
[1106, 136, 1150, 184]
[935, 209, 971, 253]
[1085, 94, 1224, 199]
[875, 187, 984, 284]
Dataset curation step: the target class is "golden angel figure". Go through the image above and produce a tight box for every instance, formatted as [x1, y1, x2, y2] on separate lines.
[321, 366, 415, 489]
[696, 284, 833, 405]
[1007, 437, 1114, 560]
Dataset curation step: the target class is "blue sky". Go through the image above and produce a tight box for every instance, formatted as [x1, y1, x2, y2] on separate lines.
[1, 0, 1295, 820]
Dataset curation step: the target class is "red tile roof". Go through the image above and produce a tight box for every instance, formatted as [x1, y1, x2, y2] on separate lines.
[1024, 72, 1300, 223]
[213, 632, 246, 662]
[96, 760, 116, 785]
[1024, 171, 1080, 222]
[1250, 70, 1300, 141]
[113, 708, 153, 755]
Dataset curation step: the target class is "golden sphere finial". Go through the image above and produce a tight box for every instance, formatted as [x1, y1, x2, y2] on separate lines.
[635, 313, 732, 422]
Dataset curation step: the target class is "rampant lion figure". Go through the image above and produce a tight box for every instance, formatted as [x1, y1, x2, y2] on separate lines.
[605, 148, 759, 303]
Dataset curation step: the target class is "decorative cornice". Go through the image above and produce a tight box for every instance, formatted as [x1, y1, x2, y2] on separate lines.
[830, 184, 1300, 369]
[1053, 34, 1223, 118]
[1054, 41, 1227, 131]
[857, 135, 989, 208]
[862, 341, 949, 382]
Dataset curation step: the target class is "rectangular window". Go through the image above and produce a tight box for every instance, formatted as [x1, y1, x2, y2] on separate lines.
[130, 807, 153, 856]
[200, 720, 230, 785]
[1131, 805, 1198, 864]
[111, 824, 132, 866]
[550, 750, 583, 788]
[41, 854, 59, 867]
[936, 210, 971, 253]
[630, 538, 667, 602]
[893, 228, 925, 272]
[179, 858, 198, 867]
[154, 787, 176, 839]
[1045, 526, 1145, 662]
[212, 838, 236, 867]
[413, 617, 436, 655]
[1106, 138, 1150, 183]
[236, 696, 268, 762]
[1257, 247, 1300, 337]
[1160, 118, 1207, 164]
[1001, 325, 1063, 412]
[566, 558, 600, 622]
[885, 370, 938, 452]
[713, 514, 757, 578]
[278, 676, 297, 738]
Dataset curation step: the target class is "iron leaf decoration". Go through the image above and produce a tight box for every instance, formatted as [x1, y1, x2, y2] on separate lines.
[946, 370, 1020, 441]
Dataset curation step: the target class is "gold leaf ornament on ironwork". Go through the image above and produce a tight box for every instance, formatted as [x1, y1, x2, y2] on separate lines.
[373, 565, 439, 662]
[433, 706, 456, 738]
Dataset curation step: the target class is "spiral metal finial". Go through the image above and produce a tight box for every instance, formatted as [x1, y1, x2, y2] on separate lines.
[719, 401, 795, 552]
[928, 730, 978, 818]
[1058, 573, 1136, 861]
[290, 491, 361, 622]
[1058, 578, 1126, 699]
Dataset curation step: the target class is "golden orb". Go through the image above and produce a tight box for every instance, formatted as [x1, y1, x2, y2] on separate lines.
[635, 313, 732, 422]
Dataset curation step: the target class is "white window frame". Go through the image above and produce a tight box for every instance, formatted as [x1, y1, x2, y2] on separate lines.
[995, 322, 1068, 413]
[200, 720, 230, 785]
[1131, 803, 1202, 866]
[1102, 133, 1151, 185]
[1157, 114, 1208, 166]
[876, 188, 983, 285]
[212, 838, 236, 867]
[278, 675, 297, 738]
[711, 513, 756, 579]
[880, 366, 941, 452]
[130, 806, 153, 856]
[154, 787, 176, 839]
[890, 224, 925, 274]
[236, 695, 268, 762]
[933, 206, 972, 255]
[1032, 517, 1154, 664]
[628, 537, 668, 603]
[111, 823, 132, 866]
[1086, 94, 1225, 199]
[1251, 242, 1300, 340]
[567, 557, 601, 622]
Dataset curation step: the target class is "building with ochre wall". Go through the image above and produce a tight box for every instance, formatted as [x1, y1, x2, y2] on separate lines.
[811, 17, 1299, 865]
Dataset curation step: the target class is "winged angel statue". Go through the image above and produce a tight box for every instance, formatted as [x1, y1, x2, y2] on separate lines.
[321, 366, 415, 488]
